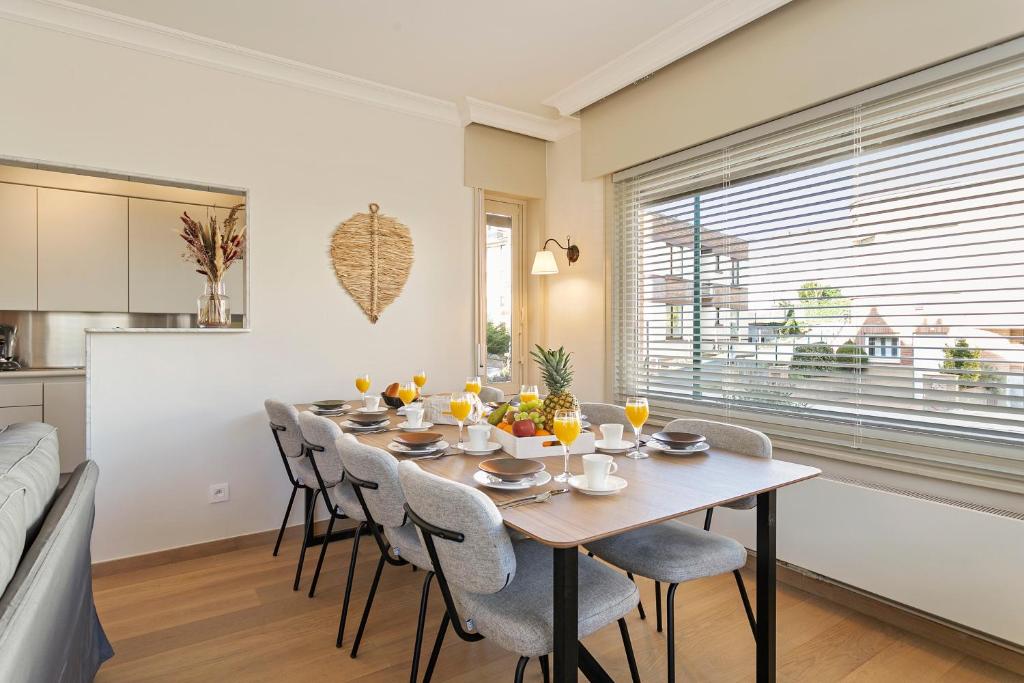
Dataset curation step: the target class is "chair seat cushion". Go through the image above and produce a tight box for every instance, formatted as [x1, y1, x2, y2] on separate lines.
[455, 541, 638, 657]
[585, 521, 746, 584]
[724, 495, 756, 510]
[332, 480, 366, 522]
[384, 521, 431, 571]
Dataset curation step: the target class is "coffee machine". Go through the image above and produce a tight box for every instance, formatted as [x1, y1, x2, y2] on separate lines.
[0, 324, 20, 371]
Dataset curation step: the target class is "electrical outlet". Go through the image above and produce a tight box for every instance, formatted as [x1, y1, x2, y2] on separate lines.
[208, 483, 230, 503]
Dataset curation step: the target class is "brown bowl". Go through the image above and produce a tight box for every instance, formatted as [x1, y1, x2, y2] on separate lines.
[651, 431, 706, 449]
[348, 412, 389, 425]
[478, 457, 545, 482]
[394, 432, 444, 448]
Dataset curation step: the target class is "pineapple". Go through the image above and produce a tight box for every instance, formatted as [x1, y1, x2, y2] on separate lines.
[530, 345, 580, 427]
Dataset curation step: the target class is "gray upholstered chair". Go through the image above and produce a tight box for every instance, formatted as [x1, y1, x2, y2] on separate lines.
[585, 418, 769, 682]
[296, 412, 367, 601]
[398, 461, 642, 683]
[336, 438, 434, 680]
[478, 385, 505, 403]
[579, 402, 633, 432]
[264, 399, 336, 589]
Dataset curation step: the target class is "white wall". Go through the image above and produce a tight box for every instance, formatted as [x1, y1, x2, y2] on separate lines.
[542, 132, 607, 402]
[0, 19, 474, 561]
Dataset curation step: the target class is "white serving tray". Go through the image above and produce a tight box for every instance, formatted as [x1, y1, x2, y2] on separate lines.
[491, 424, 595, 459]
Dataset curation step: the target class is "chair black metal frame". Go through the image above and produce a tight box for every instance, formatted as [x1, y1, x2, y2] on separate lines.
[268, 422, 310, 558]
[404, 504, 642, 683]
[301, 440, 362, 600]
[344, 471, 438, 683]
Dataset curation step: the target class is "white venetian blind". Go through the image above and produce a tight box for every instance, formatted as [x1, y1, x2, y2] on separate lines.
[612, 46, 1024, 462]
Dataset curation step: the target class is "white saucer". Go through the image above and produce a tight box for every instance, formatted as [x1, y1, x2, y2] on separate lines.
[473, 470, 553, 490]
[343, 419, 390, 431]
[594, 439, 634, 454]
[387, 439, 449, 454]
[646, 440, 710, 455]
[457, 441, 502, 455]
[568, 474, 627, 496]
[398, 421, 434, 431]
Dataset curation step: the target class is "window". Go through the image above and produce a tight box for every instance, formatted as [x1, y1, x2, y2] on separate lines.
[477, 197, 525, 390]
[868, 336, 899, 359]
[612, 43, 1024, 468]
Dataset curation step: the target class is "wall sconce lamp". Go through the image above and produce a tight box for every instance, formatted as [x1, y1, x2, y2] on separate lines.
[531, 236, 580, 275]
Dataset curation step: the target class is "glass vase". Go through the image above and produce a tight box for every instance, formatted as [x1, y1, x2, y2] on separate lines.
[197, 281, 230, 328]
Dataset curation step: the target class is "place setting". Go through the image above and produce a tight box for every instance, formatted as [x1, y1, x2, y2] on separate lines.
[474, 457, 552, 490]
[387, 431, 450, 459]
[645, 430, 710, 456]
[308, 400, 351, 417]
[342, 395, 392, 432]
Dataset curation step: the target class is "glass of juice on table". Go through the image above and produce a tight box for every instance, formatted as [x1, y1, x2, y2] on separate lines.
[625, 397, 649, 459]
[520, 385, 539, 404]
[398, 382, 417, 406]
[552, 409, 582, 482]
[355, 374, 371, 399]
[465, 376, 482, 395]
[413, 371, 427, 389]
[449, 392, 473, 446]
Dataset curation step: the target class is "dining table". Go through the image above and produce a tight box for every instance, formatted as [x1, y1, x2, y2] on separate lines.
[297, 401, 820, 682]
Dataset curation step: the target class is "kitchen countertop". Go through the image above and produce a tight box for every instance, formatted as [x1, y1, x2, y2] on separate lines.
[0, 367, 86, 378]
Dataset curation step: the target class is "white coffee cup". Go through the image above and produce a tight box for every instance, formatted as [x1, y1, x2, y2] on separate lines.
[467, 424, 491, 451]
[363, 395, 381, 410]
[405, 405, 424, 428]
[600, 423, 624, 446]
[582, 453, 618, 490]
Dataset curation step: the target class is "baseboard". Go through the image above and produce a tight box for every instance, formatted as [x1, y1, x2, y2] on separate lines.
[750, 556, 1024, 676]
[92, 519, 352, 578]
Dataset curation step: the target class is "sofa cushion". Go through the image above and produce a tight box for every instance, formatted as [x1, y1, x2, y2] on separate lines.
[0, 423, 60, 541]
[0, 482, 26, 598]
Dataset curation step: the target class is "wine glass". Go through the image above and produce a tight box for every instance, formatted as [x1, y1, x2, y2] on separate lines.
[355, 374, 371, 399]
[398, 382, 417, 407]
[624, 397, 649, 460]
[465, 376, 482, 395]
[519, 385, 539, 404]
[449, 392, 472, 447]
[552, 408, 582, 483]
[413, 370, 427, 389]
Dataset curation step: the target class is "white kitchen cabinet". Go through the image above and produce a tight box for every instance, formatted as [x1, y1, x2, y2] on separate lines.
[0, 183, 38, 310]
[211, 205, 246, 316]
[0, 406, 43, 426]
[38, 188, 128, 312]
[129, 198, 211, 314]
[42, 378, 86, 472]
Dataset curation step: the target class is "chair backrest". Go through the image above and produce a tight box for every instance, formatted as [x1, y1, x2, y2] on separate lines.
[264, 399, 304, 459]
[580, 402, 632, 431]
[336, 437, 407, 529]
[478, 386, 504, 403]
[663, 418, 771, 458]
[398, 461, 515, 594]
[295, 412, 347, 484]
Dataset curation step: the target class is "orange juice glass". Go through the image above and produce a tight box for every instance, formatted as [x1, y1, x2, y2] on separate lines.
[355, 374, 371, 397]
[464, 376, 482, 395]
[552, 409, 582, 482]
[625, 397, 649, 459]
[449, 393, 473, 446]
[519, 385, 539, 404]
[413, 371, 427, 389]
[398, 382, 417, 406]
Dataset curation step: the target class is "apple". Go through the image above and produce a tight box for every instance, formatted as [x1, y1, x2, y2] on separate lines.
[512, 419, 536, 438]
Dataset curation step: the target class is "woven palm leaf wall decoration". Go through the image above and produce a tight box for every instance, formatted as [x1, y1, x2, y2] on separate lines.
[330, 203, 414, 323]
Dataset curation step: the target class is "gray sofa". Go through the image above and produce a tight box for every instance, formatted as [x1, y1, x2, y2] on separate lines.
[0, 422, 112, 682]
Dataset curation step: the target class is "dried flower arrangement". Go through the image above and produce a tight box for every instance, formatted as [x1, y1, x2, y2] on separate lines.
[178, 203, 246, 283]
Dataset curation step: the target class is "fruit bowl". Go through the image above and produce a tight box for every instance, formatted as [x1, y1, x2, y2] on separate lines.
[490, 424, 595, 459]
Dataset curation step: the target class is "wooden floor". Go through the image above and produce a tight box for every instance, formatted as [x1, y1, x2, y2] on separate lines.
[93, 531, 1022, 683]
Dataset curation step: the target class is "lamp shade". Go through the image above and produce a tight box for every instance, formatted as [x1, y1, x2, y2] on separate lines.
[531, 249, 559, 275]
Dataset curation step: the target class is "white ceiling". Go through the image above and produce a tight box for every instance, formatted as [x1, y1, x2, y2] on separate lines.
[68, 0, 774, 121]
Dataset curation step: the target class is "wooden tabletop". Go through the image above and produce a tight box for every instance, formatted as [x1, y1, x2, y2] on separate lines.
[297, 402, 820, 548]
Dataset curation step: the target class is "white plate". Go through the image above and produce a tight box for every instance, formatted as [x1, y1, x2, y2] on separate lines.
[646, 440, 710, 455]
[398, 421, 434, 432]
[343, 419, 390, 431]
[313, 406, 350, 416]
[473, 469, 552, 490]
[594, 439, 634, 454]
[568, 474, 627, 496]
[457, 441, 502, 455]
[387, 439, 449, 454]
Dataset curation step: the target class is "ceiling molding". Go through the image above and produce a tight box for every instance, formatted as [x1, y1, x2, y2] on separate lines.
[543, 0, 792, 116]
[0, 0, 461, 125]
[459, 97, 580, 142]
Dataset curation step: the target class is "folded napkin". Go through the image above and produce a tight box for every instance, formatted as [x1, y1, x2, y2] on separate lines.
[423, 393, 485, 426]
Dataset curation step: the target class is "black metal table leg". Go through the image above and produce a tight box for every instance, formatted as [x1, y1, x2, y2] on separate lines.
[756, 490, 777, 683]
[552, 546, 578, 683]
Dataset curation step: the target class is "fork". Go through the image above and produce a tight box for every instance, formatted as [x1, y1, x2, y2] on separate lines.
[502, 488, 569, 509]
